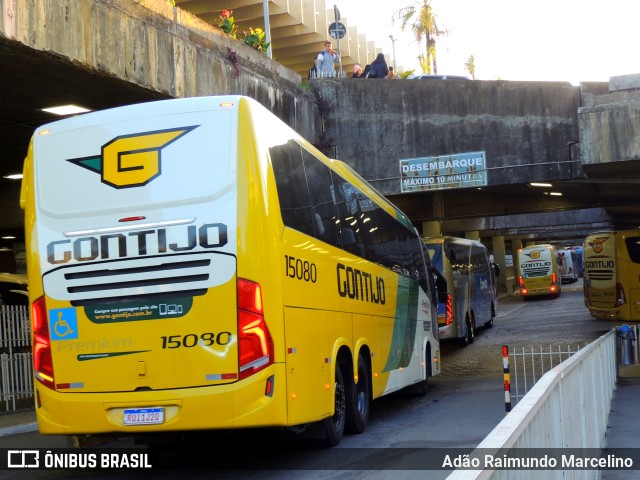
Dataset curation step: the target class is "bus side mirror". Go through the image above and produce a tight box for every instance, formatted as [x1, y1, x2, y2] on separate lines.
[436, 279, 448, 304]
[429, 266, 448, 303]
[493, 262, 500, 277]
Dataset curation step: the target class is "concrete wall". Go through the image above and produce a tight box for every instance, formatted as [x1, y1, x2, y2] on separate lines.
[313, 79, 582, 196]
[0, 0, 320, 141]
[579, 74, 640, 167]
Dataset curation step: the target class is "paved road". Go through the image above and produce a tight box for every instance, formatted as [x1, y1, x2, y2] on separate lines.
[1, 281, 618, 479]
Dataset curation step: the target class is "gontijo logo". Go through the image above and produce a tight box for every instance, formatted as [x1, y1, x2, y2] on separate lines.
[67, 126, 197, 189]
[524, 249, 543, 260]
[588, 236, 609, 254]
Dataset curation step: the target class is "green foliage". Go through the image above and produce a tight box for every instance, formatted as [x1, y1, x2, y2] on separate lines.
[242, 28, 270, 53]
[400, 69, 415, 79]
[216, 10, 270, 54]
[464, 54, 476, 80]
[167, 0, 176, 6]
[218, 10, 238, 39]
[393, 1, 446, 75]
[298, 81, 315, 92]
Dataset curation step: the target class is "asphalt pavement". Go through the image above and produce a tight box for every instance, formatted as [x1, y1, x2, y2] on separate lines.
[1, 289, 639, 476]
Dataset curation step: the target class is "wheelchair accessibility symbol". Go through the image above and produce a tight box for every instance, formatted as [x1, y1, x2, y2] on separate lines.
[49, 308, 79, 341]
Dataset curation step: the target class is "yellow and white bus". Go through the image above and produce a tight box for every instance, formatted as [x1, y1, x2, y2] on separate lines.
[583, 230, 640, 321]
[423, 237, 498, 346]
[517, 244, 561, 299]
[21, 95, 441, 446]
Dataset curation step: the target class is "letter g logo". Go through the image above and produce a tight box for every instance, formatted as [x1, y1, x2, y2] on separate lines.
[68, 126, 197, 189]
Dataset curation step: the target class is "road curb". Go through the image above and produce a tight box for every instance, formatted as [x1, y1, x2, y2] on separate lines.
[0, 422, 38, 437]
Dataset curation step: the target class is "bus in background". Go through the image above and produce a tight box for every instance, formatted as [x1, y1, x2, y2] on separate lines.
[583, 230, 640, 321]
[573, 246, 584, 277]
[21, 95, 442, 446]
[557, 249, 579, 283]
[517, 244, 561, 299]
[423, 237, 498, 346]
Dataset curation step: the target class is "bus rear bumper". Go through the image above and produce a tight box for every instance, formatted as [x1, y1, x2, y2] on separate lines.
[35, 364, 287, 435]
[438, 323, 459, 339]
[588, 306, 623, 321]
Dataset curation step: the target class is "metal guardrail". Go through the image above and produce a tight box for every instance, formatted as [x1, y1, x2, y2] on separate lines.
[507, 344, 583, 408]
[0, 306, 33, 412]
[447, 329, 617, 480]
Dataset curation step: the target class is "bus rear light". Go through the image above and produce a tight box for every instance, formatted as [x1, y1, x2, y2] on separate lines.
[265, 375, 274, 397]
[518, 276, 524, 288]
[237, 279, 273, 380]
[445, 294, 453, 325]
[550, 286, 557, 293]
[552, 273, 557, 284]
[32, 296, 55, 390]
[615, 283, 626, 308]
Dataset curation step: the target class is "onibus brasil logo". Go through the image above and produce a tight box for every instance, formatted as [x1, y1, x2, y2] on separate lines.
[68, 126, 197, 188]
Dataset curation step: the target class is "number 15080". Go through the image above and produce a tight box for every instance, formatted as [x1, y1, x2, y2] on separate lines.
[284, 255, 317, 283]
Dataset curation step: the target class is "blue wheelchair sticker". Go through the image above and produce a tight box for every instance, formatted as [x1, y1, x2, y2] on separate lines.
[49, 308, 79, 341]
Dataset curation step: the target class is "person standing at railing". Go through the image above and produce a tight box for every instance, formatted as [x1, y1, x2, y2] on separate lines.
[316, 41, 340, 78]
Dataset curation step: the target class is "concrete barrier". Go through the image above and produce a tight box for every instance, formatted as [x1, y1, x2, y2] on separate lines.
[447, 329, 617, 480]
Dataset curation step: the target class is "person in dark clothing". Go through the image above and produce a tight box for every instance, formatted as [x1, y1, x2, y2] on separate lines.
[368, 53, 389, 79]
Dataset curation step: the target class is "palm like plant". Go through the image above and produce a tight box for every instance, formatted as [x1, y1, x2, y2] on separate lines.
[394, 0, 446, 75]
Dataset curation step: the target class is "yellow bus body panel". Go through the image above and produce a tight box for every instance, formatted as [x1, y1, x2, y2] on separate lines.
[584, 230, 640, 321]
[23, 96, 439, 436]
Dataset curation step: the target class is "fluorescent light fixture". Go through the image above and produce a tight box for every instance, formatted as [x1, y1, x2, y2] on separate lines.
[3, 174, 23, 180]
[1, 236, 16, 240]
[549, 192, 563, 196]
[530, 182, 552, 187]
[41, 104, 91, 116]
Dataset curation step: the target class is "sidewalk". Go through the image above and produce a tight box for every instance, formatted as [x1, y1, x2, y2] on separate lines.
[0, 408, 37, 437]
[601, 367, 640, 480]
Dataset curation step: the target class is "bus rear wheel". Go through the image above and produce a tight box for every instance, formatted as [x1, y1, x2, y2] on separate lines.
[346, 354, 370, 434]
[484, 304, 495, 328]
[323, 365, 346, 446]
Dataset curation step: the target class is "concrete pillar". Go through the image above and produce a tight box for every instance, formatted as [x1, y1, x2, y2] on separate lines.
[422, 221, 441, 239]
[465, 230, 480, 241]
[509, 238, 523, 293]
[492, 235, 507, 294]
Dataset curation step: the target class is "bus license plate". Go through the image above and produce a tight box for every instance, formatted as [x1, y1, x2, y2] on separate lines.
[123, 407, 165, 426]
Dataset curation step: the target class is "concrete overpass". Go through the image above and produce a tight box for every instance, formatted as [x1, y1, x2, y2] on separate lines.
[0, 0, 639, 286]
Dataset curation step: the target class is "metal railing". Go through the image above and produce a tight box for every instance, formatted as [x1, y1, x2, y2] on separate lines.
[447, 329, 617, 480]
[508, 344, 582, 406]
[0, 306, 33, 412]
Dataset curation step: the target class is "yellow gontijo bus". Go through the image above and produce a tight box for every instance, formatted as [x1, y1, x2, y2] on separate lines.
[583, 230, 640, 321]
[21, 96, 441, 446]
[517, 244, 561, 298]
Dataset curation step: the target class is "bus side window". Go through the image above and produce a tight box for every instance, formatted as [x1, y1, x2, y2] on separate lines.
[331, 172, 367, 259]
[270, 140, 314, 237]
[302, 149, 343, 248]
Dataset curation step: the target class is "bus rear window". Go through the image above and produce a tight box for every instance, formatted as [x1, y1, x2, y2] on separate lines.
[35, 110, 233, 218]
